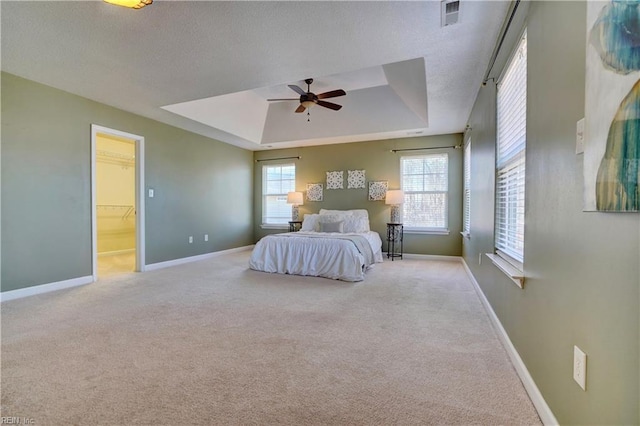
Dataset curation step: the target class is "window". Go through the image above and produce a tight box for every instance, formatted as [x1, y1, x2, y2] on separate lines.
[401, 153, 449, 232]
[495, 30, 527, 267]
[462, 138, 471, 237]
[262, 163, 295, 225]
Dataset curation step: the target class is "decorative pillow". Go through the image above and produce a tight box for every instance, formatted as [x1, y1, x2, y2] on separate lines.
[342, 216, 371, 233]
[319, 209, 369, 218]
[301, 214, 320, 232]
[319, 209, 354, 216]
[318, 214, 343, 223]
[346, 209, 369, 219]
[319, 221, 344, 233]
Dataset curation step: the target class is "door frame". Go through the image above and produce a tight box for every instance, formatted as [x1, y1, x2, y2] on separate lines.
[91, 124, 146, 280]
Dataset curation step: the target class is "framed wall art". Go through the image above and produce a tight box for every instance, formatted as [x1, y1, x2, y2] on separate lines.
[347, 170, 366, 189]
[306, 183, 323, 202]
[368, 181, 388, 201]
[326, 171, 344, 189]
[584, 0, 640, 212]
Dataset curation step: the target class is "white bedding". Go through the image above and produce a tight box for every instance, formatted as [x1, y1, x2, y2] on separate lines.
[249, 231, 383, 282]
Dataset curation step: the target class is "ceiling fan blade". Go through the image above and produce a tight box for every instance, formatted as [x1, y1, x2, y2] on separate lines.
[267, 98, 299, 101]
[295, 104, 306, 113]
[288, 85, 307, 96]
[316, 100, 342, 111]
[317, 89, 346, 100]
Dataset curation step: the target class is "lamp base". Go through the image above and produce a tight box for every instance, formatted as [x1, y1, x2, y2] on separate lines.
[292, 205, 300, 221]
[390, 205, 401, 223]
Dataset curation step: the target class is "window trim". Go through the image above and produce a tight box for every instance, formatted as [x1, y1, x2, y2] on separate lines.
[493, 28, 527, 285]
[400, 153, 450, 233]
[462, 137, 471, 239]
[261, 163, 296, 226]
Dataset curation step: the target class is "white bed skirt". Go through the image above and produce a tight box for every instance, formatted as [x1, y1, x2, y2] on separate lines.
[249, 231, 383, 282]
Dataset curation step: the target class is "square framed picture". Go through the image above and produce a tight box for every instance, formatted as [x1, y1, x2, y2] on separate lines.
[347, 170, 366, 189]
[326, 171, 344, 189]
[368, 181, 388, 201]
[306, 183, 323, 202]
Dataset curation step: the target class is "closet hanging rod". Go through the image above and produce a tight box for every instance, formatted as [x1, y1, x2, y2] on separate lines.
[97, 150, 135, 161]
[255, 156, 301, 163]
[390, 145, 461, 153]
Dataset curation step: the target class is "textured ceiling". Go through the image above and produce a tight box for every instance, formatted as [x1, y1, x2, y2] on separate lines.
[1, 1, 510, 151]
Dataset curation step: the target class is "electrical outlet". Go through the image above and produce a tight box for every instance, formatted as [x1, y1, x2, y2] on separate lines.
[573, 345, 587, 390]
[188, 236, 193, 244]
[204, 234, 208, 242]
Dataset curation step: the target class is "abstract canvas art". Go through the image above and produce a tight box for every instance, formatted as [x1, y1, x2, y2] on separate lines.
[584, 0, 640, 211]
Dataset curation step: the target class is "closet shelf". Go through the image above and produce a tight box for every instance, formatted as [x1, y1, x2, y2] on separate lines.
[97, 204, 135, 219]
[97, 150, 135, 168]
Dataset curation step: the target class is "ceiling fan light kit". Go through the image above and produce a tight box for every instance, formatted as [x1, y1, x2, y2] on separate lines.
[267, 78, 346, 121]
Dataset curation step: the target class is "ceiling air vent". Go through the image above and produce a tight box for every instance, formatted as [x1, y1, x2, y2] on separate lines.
[441, 0, 460, 27]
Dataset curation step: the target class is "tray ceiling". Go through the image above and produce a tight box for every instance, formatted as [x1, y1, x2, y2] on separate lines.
[1, 1, 510, 150]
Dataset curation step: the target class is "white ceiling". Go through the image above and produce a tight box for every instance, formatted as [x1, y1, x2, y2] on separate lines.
[1, 0, 510, 151]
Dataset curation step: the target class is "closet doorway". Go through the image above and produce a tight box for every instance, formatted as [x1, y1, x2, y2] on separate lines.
[91, 125, 145, 280]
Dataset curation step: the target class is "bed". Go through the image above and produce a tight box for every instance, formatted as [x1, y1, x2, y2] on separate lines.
[249, 209, 383, 282]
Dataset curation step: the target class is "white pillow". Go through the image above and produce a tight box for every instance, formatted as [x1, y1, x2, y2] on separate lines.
[347, 209, 369, 219]
[319, 209, 369, 218]
[319, 209, 353, 216]
[343, 216, 370, 233]
[319, 221, 344, 233]
[301, 214, 320, 231]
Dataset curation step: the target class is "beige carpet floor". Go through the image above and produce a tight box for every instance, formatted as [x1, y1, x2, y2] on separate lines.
[97, 252, 136, 278]
[1, 251, 541, 425]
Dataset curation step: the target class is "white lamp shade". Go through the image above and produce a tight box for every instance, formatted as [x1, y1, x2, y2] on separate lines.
[385, 190, 404, 205]
[287, 191, 304, 205]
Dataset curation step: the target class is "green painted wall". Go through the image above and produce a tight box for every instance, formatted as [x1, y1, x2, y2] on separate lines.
[1, 72, 254, 292]
[253, 135, 463, 256]
[463, 2, 639, 424]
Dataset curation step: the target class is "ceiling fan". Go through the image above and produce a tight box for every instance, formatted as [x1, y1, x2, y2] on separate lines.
[267, 78, 346, 115]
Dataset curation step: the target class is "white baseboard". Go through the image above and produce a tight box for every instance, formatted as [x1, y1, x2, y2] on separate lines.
[1, 275, 94, 303]
[399, 253, 462, 262]
[461, 259, 558, 426]
[145, 245, 255, 271]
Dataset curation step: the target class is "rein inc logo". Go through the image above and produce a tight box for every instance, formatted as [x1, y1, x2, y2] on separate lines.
[1, 418, 35, 425]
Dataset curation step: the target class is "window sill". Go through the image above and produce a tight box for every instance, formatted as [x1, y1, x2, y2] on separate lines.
[460, 231, 470, 239]
[485, 253, 524, 288]
[404, 228, 450, 236]
[260, 224, 288, 230]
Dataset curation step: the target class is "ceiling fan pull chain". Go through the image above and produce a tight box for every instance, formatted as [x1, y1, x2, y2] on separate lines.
[307, 111, 310, 122]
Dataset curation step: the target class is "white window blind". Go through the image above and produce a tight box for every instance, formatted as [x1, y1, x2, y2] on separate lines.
[401, 153, 449, 231]
[262, 164, 295, 225]
[463, 139, 471, 235]
[495, 31, 527, 265]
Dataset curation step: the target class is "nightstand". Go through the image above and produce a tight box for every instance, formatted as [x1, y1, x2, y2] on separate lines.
[288, 221, 302, 232]
[386, 223, 403, 261]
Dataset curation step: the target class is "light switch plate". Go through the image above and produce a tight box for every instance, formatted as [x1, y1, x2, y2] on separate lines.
[148, 188, 154, 198]
[573, 345, 587, 390]
[576, 118, 585, 154]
